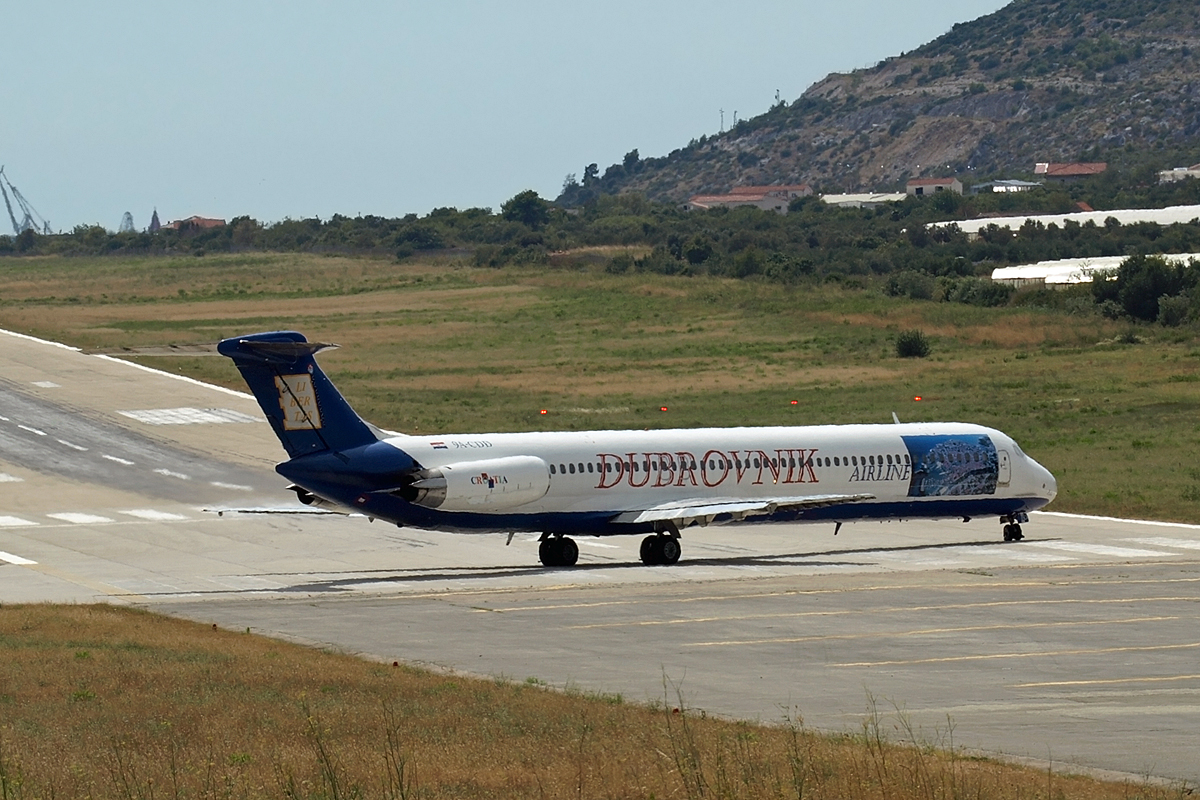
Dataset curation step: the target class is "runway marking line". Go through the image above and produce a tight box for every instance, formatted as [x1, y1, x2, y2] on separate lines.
[474, 576, 1200, 614]
[120, 509, 189, 521]
[17, 424, 46, 436]
[0, 473, 24, 483]
[1036, 510, 1200, 531]
[684, 616, 1177, 648]
[46, 512, 115, 525]
[1012, 674, 1200, 688]
[831, 641, 1200, 668]
[0, 515, 38, 527]
[1125, 537, 1200, 551]
[567, 595, 1200, 630]
[102, 455, 135, 465]
[56, 439, 88, 451]
[0, 551, 37, 565]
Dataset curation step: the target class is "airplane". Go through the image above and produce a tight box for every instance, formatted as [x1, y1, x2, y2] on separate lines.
[218, 330, 1058, 567]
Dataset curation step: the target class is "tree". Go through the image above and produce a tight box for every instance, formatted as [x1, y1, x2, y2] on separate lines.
[501, 190, 550, 230]
[582, 163, 599, 186]
[623, 149, 640, 172]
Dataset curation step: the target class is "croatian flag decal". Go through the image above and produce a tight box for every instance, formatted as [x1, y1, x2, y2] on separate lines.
[431, 441, 448, 450]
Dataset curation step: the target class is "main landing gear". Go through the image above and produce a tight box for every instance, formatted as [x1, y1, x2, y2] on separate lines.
[640, 528, 682, 566]
[1001, 513, 1026, 542]
[539, 534, 579, 567]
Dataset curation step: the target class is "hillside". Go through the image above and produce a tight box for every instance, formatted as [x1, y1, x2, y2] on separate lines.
[559, 0, 1200, 204]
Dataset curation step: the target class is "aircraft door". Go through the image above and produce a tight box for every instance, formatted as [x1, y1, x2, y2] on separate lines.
[997, 449, 1011, 486]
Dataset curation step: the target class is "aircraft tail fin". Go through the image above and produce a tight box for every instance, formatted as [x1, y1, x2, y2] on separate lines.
[218, 331, 378, 458]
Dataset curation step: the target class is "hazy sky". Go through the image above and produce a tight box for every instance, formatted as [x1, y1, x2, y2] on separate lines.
[1, 1, 1009, 232]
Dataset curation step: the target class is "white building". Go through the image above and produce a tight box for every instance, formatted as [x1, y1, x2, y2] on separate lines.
[991, 254, 1200, 287]
[1158, 164, 1200, 184]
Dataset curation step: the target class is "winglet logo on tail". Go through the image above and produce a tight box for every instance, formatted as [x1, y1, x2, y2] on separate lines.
[275, 373, 323, 430]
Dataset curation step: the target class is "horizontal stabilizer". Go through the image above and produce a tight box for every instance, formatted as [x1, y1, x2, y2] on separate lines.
[612, 493, 875, 527]
[230, 339, 339, 364]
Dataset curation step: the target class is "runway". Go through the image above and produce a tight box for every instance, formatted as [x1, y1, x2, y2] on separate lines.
[1, 327, 1197, 784]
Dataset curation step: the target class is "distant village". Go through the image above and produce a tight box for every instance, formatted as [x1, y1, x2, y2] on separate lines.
[683, 161, 1200, 215]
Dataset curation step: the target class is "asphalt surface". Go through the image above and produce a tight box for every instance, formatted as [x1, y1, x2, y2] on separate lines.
[1, 327, 1197, 785]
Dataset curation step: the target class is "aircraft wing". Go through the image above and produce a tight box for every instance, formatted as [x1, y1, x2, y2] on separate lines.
[611, 493, 875, 528]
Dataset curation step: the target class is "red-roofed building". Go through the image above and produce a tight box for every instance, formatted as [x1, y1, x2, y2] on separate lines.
[684, 184, 812, 214]
[167, 215, 226, 231]
[1033, 162, 1107, 183]
[728, 184, 812, 199]
[906, 177, 963, 196]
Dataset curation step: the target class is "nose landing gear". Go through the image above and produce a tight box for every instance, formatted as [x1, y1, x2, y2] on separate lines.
[1000, 513, 1027, 542]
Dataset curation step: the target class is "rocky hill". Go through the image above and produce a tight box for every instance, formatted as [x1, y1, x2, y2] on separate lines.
[558, 0, 1200, 205]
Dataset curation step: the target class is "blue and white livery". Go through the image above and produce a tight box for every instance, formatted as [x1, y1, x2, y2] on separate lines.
[218, 331, 1058, 566]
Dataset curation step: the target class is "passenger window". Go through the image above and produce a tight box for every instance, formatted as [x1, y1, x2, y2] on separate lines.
[834, 457, 839, 466]
[578, 462, 584, 473]
[905, 455, 911, 465]
[550, 464, 556, 474]
[753, 458, 760, 468]
[587, 463, 594, 473]
[559, 463, 566, 473]
[886, 454, 892, 465]
[569, 463, 575, 474]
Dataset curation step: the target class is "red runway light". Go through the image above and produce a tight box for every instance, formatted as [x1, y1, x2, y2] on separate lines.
[790, 400, 798, 405]
[914, 396, 922, 402]
[660, 406, 669, 412]
[539, 409, 548, 415]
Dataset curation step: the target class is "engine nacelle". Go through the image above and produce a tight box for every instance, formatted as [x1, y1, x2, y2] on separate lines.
[288, 484, 351, 514]
[407, 456, 550, 511]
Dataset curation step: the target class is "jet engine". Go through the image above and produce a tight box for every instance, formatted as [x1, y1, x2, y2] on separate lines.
[288, 484, 351, 513]
[404, 455, 550, 511]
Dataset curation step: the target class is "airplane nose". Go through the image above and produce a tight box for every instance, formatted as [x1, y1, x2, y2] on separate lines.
[1039, 462, 1058, 503]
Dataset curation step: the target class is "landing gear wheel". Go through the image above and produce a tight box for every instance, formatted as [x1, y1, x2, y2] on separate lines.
[660, 537, 681, 565]
[639, 535, 660, 565]
[539, 538, 560, 565]
[639, 535, 681, 565]
[1002, 523, 1025, 542]
[558, 537, 579, 566]
[539, 536, 580, 567]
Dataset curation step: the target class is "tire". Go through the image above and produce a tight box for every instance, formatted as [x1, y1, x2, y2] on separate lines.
[660, 537, 681, 565]
[559, 537, 579, 566]
[1011, 524, 1024, 542]
[640, 535, 660, 565]
[539, 538, 561, 566]
[1002, 524, 1014, 542]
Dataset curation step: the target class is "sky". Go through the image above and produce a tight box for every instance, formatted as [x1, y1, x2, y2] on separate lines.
[0, 1, 1010, 232]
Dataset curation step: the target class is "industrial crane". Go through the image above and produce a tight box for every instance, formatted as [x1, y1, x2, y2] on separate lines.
[0, 166, 51, 235]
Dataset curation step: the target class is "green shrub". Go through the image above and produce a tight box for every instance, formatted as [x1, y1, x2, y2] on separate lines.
[896, 329, 931, 358]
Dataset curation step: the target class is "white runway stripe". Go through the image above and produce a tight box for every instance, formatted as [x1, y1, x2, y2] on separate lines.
[17, 424, 46, 436]
[1028, 541, 1172, 558]
[1124, 537, 1200, 551]
[0, 474, 24, 483]
[47, 512, 115, 524]
[56, 439, 88, 451]
[120, 509, 188, 521]
[102, 454, 135, 465]
[0, 551, 36, 565]
[1035, 511, 1200, 531]
[153, 468, 190, 480]
[0, 516, 37, 527]
[210, 481, 253, 491]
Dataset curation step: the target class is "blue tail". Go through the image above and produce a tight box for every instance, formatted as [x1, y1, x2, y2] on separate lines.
[218, 331, 378, 458]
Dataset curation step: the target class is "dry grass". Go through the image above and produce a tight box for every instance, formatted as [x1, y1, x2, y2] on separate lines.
[0, 604, 1185, 800]
[4, 252, 1200, 521]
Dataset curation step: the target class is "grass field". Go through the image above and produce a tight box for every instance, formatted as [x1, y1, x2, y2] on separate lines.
[0, 252, 1197, 519]
[2, 252, 1198, 521]
[0, 604, 1187, 800]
